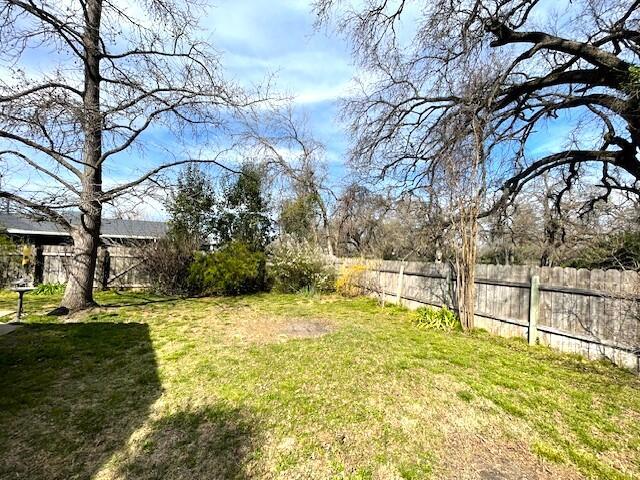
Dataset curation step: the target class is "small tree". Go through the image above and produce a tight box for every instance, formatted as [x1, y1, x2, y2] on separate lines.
[441, 136, 485, 331]
[241, 104, 335, 255]
[280, 194, 320, 242]
[213, 163, 272, 252]
[166, 165, 216, 245]
[445, 74, 496, 331]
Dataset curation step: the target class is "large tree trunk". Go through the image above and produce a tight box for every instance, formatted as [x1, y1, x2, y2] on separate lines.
[60, 0, 103, 311]
[61, 218, 101, 310]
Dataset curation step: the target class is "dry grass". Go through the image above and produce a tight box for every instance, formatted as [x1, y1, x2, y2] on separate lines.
[0, 291, 639, 479]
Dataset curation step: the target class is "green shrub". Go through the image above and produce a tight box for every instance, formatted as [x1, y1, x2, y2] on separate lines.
[413, 305, 460, 331]
[563, 230, 640, 269]
[188, 241, 266, 295]
[267, 237, 336, 293]
[297, 285, 318, 297]
[32, 282, 66, 295]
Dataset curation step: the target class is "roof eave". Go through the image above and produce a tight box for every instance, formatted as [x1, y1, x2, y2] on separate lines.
[5, 228, 162, 240]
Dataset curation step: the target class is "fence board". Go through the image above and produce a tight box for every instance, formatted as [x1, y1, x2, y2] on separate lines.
[339, 257, 640, 371]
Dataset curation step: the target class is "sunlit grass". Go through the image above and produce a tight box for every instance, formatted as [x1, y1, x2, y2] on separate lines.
[1, 291, 639, 479]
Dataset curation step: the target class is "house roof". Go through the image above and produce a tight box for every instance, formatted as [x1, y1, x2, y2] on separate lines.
[0, 213, 167, 240]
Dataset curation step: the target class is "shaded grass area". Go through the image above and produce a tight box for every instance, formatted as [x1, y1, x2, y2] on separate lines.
[0, 292, 639, 479]
[0, 322, 161, 479]
[0, 289, 173, 321]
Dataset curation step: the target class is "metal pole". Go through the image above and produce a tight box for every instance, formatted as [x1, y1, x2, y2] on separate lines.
[15, 291, 24, 322]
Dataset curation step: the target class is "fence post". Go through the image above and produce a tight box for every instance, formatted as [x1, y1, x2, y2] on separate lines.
[528, 275, 540, 345]
[445, 263, 454, 309]
[34, 245, 44, 285]
[100, 247, 111, 290]
[396, 263, 405, 304]
[378, 266, 385, 306]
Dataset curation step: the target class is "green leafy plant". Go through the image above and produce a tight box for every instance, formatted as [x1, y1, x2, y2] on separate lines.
[413, 305, 460, 331]
[214, 163, 272, 252]
[165, 163, 217, 245]
[267, 237, 336, 293]
[188, 241, 266, 295]
[32, 283, 66, 295]
[623, 65, 640, 98]
[564, 230, 640, 270]
[0, 235, 20, 288]
[297, 285, 318, 297]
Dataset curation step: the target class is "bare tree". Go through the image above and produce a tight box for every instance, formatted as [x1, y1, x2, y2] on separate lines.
[333, 184, 388, 256]
[479, 177, 640, 266]
[240, 104, 336, 255]
[315, 0, 640, 327]
[430, 73, 495, 330]
[315, 0, 640, 216]
[332, 184, 439, 259]
[0, 0, 255, 310]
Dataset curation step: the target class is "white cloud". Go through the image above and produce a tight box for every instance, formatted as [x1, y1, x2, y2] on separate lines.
[295, 80, 356, 104]
[2, 0, 354, 198]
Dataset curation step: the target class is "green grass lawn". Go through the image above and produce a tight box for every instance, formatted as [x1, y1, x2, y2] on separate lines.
[0, 291, 639, 479]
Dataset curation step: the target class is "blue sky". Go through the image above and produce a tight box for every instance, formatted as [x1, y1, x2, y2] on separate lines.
[122, 1, 355, 219]
[104, 1, 355, 219]
[0, 0, 356, 220]
[207, 0, 354, 168]
[199, 0, 581, 176]
[2, 0, 604, 220]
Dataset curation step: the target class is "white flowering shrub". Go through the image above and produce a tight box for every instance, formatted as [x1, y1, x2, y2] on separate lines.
[267, 237, 336, 293]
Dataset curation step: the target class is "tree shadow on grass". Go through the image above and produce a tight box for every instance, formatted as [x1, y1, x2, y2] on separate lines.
[0, 322, 161, 480]
[101, 298, 182, 309]
[117, 404, 258, 480]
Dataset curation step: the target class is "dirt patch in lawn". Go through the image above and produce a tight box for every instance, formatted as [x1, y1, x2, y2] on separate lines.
[221, 312, 335, 344]
[278, 320, 333, 338]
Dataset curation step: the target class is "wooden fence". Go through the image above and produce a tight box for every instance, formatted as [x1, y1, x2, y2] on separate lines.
[4, 246, 638, 369]
[3, 245, 150, 289]
[334, 258, 640, 371]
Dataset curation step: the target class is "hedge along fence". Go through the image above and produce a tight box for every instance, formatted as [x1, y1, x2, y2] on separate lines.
[333, 258, 640, 371]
